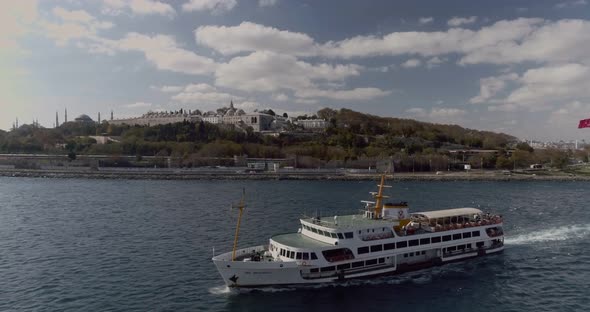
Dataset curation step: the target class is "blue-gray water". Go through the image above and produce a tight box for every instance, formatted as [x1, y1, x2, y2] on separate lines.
[0, 177, 588, 311]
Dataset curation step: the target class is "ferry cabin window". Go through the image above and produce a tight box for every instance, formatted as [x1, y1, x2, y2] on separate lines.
[310, 268, 319, 273]
[352, 261, 364, 268]
[476, 241, 484, 248]
[432, 237, 441, 243]
[378, 258, 385, 264]
[296, 252, 302, 260]
[337, 233, 344, 239]
[472, 231, 480, 237]
[409, 252, 414, 257]
[303, 253, 309, 260]
[290, 251, 295, 258]
[337, 263, 351, 270]
[371, 245, 383, 252]
[447, 246, 457, 252]
[358, 247, 370, 254]
[453, 234, 462, 240]
[330, 232, 338, 239]
[396, 241, 408, 248]
[311, 253, 318, 260]
[458, 244, 466, 250]
[442, 235, 452, 242]
[321, 266, 335, 272]
[409, 239, 419, 247]
[344, 232, 354, 239]
[384, 243, 395, 250]
[365, 259, 378, 266]
[311, 227, 318, 234]
[420, 238, 430, 245]
[463, 232, 472, 239]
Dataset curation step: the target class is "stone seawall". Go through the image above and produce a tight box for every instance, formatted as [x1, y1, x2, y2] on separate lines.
[1, 168, 589, 181]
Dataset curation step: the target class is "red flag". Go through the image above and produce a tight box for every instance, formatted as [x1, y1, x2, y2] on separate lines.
[579, 118, 590, 129]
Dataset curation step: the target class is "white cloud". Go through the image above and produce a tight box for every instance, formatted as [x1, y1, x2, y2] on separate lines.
[475, 64, 590, 113]
[184, 83, 217, 92]
[190, 18, 590, 68]
[195, 22, 317, 56]
[0, 0, 38, 52]
[470, 73, 518, 104]
[294, 87, 391, 101]
[405, 107, 467, 124]
[113, 33, 217, 75]
[555, 0, 587, 9]
[458, 19, 590, 66]
[152, 85, 184, 92]
[429, 108, 467, 118]
[42, 7, 114, 47]
[172, 90, 239, 105]
[272, 93, 289, 101]
[447, 16, 477, 27]
[52, 7, 95, 23]
[419, 17, 434, 25]
[102, 0, 176, 17]
[258, 0, 278, 7]
[405, 107, 427, 117]
[215, 51, 360, 92]
[126, 101, 152, 108]
[426, 57, 445, 68]
[504, 64, 590, 110]
[401, 58, 421, 68]
[235, 101, 261, 110]
[182, 0, 237, 14]
[294, 98, 318, 104]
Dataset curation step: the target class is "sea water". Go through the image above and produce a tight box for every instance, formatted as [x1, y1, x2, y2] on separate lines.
[0, 178, 588, 311]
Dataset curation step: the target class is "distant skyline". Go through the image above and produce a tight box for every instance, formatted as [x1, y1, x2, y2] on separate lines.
[2, 0, 590, 140]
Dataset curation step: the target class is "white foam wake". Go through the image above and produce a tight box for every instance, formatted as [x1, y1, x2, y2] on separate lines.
[208, 285, 232, 295]
[505, 224, 590, 245]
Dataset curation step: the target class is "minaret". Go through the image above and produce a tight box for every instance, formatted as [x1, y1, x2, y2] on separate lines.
[16, 117, 19, 128]
[110, 110, 113, 121]
[65, 108, 68, 123]
[56, 111, 59, 128]
[98, 112, 101, 124]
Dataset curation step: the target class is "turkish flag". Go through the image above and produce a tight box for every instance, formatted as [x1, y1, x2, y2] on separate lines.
[579, 118, 590, 128]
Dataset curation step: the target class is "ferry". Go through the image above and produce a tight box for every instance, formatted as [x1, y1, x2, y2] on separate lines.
[212, 175, 504, 287]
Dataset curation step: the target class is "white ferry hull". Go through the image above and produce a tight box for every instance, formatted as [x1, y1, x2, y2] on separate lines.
[213, 240, 504, 288]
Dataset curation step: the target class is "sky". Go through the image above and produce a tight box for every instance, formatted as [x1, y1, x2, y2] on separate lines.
[2, 0, 590, 141]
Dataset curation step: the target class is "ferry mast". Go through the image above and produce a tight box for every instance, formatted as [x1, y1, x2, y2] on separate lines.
[231, 189, 246, 261]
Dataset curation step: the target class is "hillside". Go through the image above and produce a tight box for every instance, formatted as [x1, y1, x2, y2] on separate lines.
[3, 108, 582, 171]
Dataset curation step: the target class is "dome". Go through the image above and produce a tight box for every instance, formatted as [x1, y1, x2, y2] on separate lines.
[74, 114, 94, 122]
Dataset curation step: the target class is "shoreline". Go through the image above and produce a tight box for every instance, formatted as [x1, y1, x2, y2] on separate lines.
[1, 168, 589, 181]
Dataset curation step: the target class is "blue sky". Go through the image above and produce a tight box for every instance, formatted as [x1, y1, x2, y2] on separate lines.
[2, 0, 590, 140]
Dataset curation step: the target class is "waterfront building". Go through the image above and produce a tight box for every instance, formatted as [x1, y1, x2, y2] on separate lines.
[109, 111, 202, 127]
[109, 102, 278, 132]
[295, 119, 328, 130]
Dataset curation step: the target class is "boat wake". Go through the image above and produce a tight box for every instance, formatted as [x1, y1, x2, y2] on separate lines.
[208, 285, 232, 295]
[505, 224, 590, 245]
